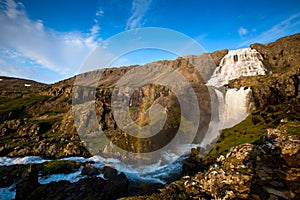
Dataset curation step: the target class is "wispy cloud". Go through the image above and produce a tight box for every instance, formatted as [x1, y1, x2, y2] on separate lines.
[238, 13, 300, 47]
[96, 9, 104, 17]
[125, 0, 153, 30]
[238, 27, 248, 36]
[0, 0, 102, 83]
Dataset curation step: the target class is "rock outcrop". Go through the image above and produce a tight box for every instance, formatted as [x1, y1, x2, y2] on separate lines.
[251, 33, 300, 72]
[0, 49, 221, 159]
[15, 164, 129, 200]
[125, 127, 299, 200]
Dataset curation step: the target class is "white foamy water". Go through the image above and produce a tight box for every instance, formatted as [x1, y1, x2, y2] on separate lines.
[223, 87, 253, 128]
[39, 166, 85, 184]
[207, 48, 267, 87]
[0, 156, 51, 166]
[201, 88, 225, 147]
[202, 48, 265, 146]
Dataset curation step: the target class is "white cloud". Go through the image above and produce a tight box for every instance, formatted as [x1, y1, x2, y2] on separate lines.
[96, 9, 104, 17]
[0, 0, 102, 83]
[125, 0, 153, 30]
[238, 13, 300, 47]
[238, 27, 248, 36]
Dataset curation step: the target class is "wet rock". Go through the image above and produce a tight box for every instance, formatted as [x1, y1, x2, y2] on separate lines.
[16, 164, 38, 200]
[81, 163, 99, 176]
[16, 173, 129, 200]
[182, 147, 207, 176]
[103, 165, 118, 179]
[102, 172, 129, 199]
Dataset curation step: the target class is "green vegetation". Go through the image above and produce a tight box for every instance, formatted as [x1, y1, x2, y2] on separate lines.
[144, 101, 151, 110]
[203, 114, 266, 164]
[41, 160, 81, 175]
[278, 120, 300, 136]
[0, 95, 50, 118]
[38, 109, 67, 116]
[0, 160, 82, 187]
[0, 165, 29, 177]
[62, 97, 72, 104]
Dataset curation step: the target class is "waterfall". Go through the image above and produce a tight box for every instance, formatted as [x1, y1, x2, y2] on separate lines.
[223, 87, 253, 128]
[207, 48, 267, 87]
[201, 88, 225, 147]
[203, 48, 265, 146]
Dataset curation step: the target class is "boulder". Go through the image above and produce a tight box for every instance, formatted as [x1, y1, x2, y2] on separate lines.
[81, 163, 100, 176]
[15, 164, 38, 200]
[102, 172, 129, 199]
[103, 165, 118, 179]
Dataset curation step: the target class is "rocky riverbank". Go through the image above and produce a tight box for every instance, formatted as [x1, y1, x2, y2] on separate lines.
[15, 164, 129, 200]
[124, 126, 300, 200]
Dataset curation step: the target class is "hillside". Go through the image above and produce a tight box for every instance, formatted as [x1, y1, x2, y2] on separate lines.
[0, 33, 299, 199]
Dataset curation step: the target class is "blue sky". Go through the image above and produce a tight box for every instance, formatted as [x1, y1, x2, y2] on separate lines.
[0, 0, 300, 83]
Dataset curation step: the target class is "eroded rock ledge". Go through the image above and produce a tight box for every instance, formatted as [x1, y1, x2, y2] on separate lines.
[124, 128, 300, 200]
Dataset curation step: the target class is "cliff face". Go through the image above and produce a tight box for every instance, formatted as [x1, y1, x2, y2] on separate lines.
[1, 34, 300, 199]
[250, 33, 300, 73]
[122, 34, 300, 199]
[0, 75, 90, 158]
[0, 49, 223, 158]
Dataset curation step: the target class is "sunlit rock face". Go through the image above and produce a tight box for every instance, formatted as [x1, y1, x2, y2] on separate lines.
[207, 48, 267, 87]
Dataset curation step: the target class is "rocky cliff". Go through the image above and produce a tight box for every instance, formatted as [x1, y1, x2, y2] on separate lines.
[0, 48, 227, 159]
[123, 33, 300, 199]
[0, 33, 300, 199]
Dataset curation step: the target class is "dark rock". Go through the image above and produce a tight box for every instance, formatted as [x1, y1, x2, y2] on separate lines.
[128, 181, 164, 196]
[102, 172, 129, 199]
[0, 175, 14, 188]
[103, 165, 118, 179]
[16, 173, 129, 200]
[182, 147, 206, 176]
[81, 163, 99, 176]
[16, 164, 38, 200]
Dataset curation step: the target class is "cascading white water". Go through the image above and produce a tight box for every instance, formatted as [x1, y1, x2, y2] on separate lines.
[201, 88, 225, 148]
[223, 87, 253, 128]
[203, 48, 266, 146]
[207, 48, 267, 87]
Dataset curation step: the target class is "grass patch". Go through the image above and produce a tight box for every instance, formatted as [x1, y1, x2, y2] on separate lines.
[0, 95, 51, 118]
[38, 109, 67, 116]
[41, 160, 81, 175]
[203, 115, 266, 164]
[278, 120, 300, 136]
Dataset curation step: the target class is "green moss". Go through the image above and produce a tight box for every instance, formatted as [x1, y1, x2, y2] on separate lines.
[38, 109, 67, 116]
[0, 165, 29, 177]
[41, 160, 81, 175]
[279, 120, 300, 136]
[144, 102, 151, 110]
[0, 95, 51, 118]
[203, 114, 266, 164]
[62, 97, 72, 104]
[129, 106, 138, 112]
